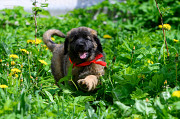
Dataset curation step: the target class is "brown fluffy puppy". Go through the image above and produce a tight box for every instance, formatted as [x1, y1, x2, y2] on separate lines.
[43, 27, 106, 91]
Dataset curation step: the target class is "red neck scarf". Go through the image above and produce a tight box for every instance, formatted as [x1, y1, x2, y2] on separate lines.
[69, 54, 107, 68]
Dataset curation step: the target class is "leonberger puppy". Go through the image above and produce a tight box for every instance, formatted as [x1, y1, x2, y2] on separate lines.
[43, 27, 106, 91]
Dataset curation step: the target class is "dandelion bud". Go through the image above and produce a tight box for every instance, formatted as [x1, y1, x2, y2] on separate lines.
[11, 61, 15, 66]
[164, 80, 167, 85]
[175, 53, 178, 62]
[133, 46, 135, 50]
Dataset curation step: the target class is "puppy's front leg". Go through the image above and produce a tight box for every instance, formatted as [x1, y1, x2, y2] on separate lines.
[77, 75, 98, 91]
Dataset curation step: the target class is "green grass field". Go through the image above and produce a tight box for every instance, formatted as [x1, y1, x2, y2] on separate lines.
[0, 0, 180, 118]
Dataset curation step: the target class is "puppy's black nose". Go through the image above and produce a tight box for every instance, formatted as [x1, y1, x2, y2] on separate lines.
[76, 44, 85, 51]
[77, 44, 84, 48]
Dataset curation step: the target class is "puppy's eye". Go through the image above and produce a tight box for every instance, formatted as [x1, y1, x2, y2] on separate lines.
[70, 37, 76, 43]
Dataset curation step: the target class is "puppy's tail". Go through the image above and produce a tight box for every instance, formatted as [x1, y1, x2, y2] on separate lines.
[43, 29, 66, 52]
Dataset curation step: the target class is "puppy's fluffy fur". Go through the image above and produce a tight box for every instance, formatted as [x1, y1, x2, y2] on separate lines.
[43, 27, 105, 91]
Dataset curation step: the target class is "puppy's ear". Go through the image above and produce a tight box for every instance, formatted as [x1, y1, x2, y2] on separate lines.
[64, 37, 69, 55]
[94, 36, 103, 53]
[87, 28, 103, 53]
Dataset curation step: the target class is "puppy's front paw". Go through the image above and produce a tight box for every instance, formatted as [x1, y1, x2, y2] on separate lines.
[77, 79, 93, 91]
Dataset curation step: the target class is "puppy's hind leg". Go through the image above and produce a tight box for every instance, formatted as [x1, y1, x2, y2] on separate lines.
[51, 51, 64, 85]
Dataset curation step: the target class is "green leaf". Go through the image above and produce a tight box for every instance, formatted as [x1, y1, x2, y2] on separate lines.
[158, 44, 165, 60]
[41, 3, 49, 7]
[122, 40, 132, 52]
[136, 54, 143, 60]
[44, 90, 55, 103]
[134, 100, 155, 116]
[152, 74, 164, 90]
[85, 102, 97, 119]
[150, 48, 157, 54]
[112, 85, 132, 101]
[172, 101, 180, 110]
[160, 91, 171, 101]
[130, 88, 149, 100]
[63, 89, 72, 94]
[0, 42, 11, 55]
[39, 9, 50, 16]
[141, 66, 152, 73]
[115, 101, 132, 117]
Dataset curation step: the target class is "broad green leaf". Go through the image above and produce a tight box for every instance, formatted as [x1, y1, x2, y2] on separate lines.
[160, 91, 171, 101]
[131, 88, 149, 100]
[115, 101, 132, 117]
[172, 101, 180, 110]
[44, 90, 55, 103]
[136, 54, 143, 60]
[134, 100, 155, 116]
[85, 102, 97, 119]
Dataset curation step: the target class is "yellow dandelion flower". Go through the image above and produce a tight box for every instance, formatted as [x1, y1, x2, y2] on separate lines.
[51, 37, 55, 41]
[164, 24, 171, 30]
[15, 74, 18, 78]
[158, 24, 171, 30]
[103, 35, 112, 39]
[43, 45, 49, 50]
[172, 90, 180, 98]
[148, 60, 153, 64]
[11, 61, 15, 66]
[39, 60, 48, 65]
[158, 25, 162, 29]
[27, 39, 35, 44]
[20, 49, 29, 54]
[173, 39, 179, 43]
[0, 85, 8, 88]
[11, 68, 21, 73]
[35, 39, 42, 44]
[43, 45, 47, 48]
[9, 54, 19, 59]
[164, 80, 167, 85]
[0, 59, 2, 62]
[27, 39, 42, 44]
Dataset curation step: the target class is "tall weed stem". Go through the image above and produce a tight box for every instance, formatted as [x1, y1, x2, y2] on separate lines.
[175, 53, 178, 86]
[154, 0, 169, 64]
[131, 46, 135, 63]
[33, 0, 37, 43]
[28, 54, 31, 79]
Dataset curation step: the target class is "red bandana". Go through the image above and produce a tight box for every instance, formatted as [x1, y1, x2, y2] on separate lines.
[69, 54, 107, 68]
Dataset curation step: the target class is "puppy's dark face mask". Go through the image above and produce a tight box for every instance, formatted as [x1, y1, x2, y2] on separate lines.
[64, 27, 103, 62]
[70, 35, 94, 60]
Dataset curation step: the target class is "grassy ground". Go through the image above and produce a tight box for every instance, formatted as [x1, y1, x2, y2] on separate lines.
[0, 0, 180, 118]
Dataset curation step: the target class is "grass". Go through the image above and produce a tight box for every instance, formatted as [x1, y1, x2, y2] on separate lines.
[0, 0, 180, 118]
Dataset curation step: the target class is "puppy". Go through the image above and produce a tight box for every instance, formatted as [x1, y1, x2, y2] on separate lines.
[43, 27, 106, 91]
